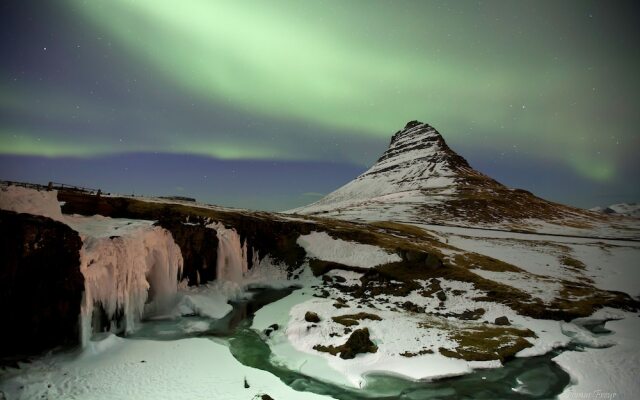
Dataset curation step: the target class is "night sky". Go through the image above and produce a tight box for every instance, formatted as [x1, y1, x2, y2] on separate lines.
[1, 1, 639, 211]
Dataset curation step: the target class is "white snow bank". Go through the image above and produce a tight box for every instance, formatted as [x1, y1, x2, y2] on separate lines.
[170, 280, 243, 320]
[554, 309, 640, 400]
[0, 185, 65, 222]
[0, 335, 329, 400]
[79, 221, 183, 344]
[64, 214, 156, 238]
[297, 231, 401, 268]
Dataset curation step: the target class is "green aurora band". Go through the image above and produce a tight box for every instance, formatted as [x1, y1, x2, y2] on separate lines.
[2, 1, 638, 183]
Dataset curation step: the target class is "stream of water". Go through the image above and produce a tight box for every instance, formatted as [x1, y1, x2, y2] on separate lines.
[128, 287, 583, 400]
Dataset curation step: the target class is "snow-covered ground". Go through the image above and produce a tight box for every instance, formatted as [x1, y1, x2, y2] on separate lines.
[554, 308, 640, 400]
[0, 334, 329, 400]
[430, 225, 640, 300]
[297, 231, 401, 269]
[253, 272, 578, 388]
[421, 224, 640, 398]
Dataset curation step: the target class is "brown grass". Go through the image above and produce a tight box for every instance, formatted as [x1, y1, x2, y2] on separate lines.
[559, 255, 587, 270]
[436, 323, 534, 362]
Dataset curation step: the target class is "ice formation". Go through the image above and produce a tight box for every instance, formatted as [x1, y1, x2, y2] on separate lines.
[79, 225, 183, 346]
[208, 222, 250, 282]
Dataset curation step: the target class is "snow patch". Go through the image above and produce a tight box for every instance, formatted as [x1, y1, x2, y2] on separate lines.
[297, 231, 401, 268]
[0, 334, 328, 400]
[0, 185, 65, 222]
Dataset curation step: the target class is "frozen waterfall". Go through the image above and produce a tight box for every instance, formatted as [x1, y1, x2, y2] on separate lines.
[208, 222, 250, 283]
[77, 221, 183, 346]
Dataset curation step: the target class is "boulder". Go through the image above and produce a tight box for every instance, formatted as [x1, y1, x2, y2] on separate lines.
[339, 328, 378, 359]
[264, 323, 279, 337]
[305, 311, 320, 323]
[495, 316, 511, 326]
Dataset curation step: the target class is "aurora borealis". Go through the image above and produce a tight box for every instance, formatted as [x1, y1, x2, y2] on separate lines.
[1, 1, 639, 210]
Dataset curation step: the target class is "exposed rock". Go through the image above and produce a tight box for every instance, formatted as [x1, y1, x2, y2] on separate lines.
[399, 301, 425, 313]
[339, 328, 378, 359]
[264, 324, 279, 337]
[332, 312, 382, 326]
[308, 259, 367, 276]
[400, 349, 434, 357]
[313, 328, 378, 359]
[398, 250, 443, 269]
[322, 275, 334, 284]
[333, 275, 347, 283]
[0, 210, 84, 360]
[313, 289, 330, 298]
[305, 311, 321, 323]
[157, 219, 218, 285]
[436, 291, 447, 302]
[495, 316, 511, 326]
[437, 308, 485, 321]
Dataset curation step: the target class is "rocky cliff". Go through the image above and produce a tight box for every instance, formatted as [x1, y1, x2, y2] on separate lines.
[0, 210, 84, 361]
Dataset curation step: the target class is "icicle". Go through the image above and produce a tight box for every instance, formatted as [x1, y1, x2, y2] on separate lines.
[252, 247, 260, 271]
[241, 239, 249, 276]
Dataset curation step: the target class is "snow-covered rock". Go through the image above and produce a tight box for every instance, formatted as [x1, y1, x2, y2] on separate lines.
[590, 202, 640, 217]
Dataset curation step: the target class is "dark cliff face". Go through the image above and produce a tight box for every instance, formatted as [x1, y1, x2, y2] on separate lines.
[157, 218, 219, 285]
[0, 210, 84, 361]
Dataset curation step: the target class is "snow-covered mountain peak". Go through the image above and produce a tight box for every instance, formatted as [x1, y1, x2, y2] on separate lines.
[371, 120, 472, 180]
[289, 121, 605, 231]
[288, 120, 490, 218]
